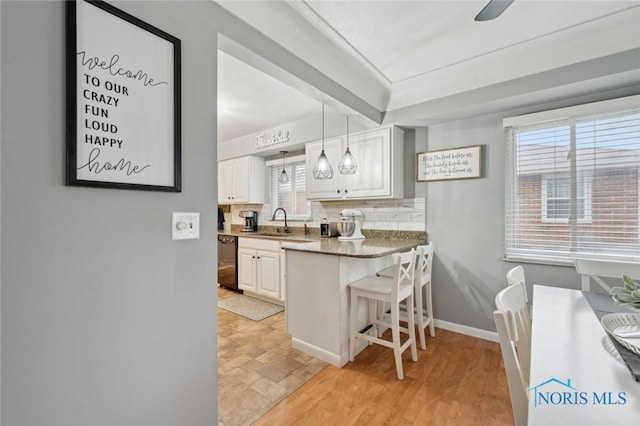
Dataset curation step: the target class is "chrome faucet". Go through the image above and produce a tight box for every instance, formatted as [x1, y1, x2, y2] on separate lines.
[271, 208, 289, 233]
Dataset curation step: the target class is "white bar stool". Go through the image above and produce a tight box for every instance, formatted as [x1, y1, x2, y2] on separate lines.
[377, 243, 435, 350]
[348, 249, 418, 380]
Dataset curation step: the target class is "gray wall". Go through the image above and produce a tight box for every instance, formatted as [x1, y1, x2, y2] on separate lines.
[1, 1, 219, 424]
[423, 89, 640, 332]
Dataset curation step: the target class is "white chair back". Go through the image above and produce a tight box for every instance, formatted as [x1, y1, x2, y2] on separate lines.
[575, 258, 640, 293]
[495, 283, 530, 426]
[391, 249, 416, 301]
[416, 243, 434, 288]
[506, 265, 531, 327]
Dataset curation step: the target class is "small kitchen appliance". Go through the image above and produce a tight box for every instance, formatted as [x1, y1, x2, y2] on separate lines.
[337, 209, 365, 241]
[320, 218, 339, 237]
[239, 210, 258, 232]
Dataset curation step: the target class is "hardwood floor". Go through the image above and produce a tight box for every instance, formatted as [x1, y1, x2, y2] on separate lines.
[254, 328, 514, 425]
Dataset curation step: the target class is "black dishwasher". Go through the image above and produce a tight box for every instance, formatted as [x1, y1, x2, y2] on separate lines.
[218, 235, 240, 292]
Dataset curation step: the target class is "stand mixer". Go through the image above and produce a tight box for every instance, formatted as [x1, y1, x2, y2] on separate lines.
[337, 209, 365, 241]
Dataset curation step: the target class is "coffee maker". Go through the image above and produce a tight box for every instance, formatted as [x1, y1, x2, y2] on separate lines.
[239, 210, 258, 232]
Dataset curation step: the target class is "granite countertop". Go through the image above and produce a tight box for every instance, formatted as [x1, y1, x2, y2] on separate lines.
[219, 227, 425, 258]
[218, 230, 318, 243]
[280, 238, 425, 258]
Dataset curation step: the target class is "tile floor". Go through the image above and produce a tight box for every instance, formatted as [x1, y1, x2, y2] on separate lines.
[217, 287, 328, 426]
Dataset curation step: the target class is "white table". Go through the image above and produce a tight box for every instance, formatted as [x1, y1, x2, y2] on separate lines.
[529, 285, 640, 425]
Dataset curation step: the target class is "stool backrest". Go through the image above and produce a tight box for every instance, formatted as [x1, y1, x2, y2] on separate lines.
[415, 243, 434, 288]
[391, 249, 416, 300]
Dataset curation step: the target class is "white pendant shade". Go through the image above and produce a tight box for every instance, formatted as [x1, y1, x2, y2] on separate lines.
[278, 168, 289, 184]
[313, 104, 334, 180]
[338, 115, 357, 175]
[338, 147, 358, 175]
[278, 150, 289, 184]
[313, 149, 334, 180]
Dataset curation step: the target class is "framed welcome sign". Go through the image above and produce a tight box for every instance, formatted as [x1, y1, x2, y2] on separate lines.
[66, 0, 181, 191]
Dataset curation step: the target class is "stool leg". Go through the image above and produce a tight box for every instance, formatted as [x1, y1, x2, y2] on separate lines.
[415, 284, 427, 350]
[349, 290, 358, 362]
[391, 302, 404, 380]
[426, 281, 435, 337]
[407, 292, 418, 362]
[368, 299, 376, 345]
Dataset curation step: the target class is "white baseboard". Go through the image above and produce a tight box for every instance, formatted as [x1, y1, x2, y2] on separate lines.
[434, 319, 499, 343]
[291, 338, 343, 367]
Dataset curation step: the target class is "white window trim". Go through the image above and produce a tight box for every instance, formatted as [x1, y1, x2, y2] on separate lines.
[503, 94, 640, 128]
[265, 154, 305, 169]
[540, 174, 592, 224]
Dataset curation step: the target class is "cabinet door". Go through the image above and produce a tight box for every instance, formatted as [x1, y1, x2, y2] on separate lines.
[256, 250, 280, 299]
[218, 160, 235, 203]
[237, 248, 257, 292]
[305, 137, 343, 199]
[342, 127, 391, 198]
[231, 157, 249, 202]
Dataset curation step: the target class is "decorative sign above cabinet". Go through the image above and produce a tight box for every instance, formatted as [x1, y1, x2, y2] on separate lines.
[416, 145, 483, 182]
[255, 130, 290, 149]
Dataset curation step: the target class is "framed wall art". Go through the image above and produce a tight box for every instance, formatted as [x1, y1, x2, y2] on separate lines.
[66, 0, 181, 191]
[416, 144, 483, 182]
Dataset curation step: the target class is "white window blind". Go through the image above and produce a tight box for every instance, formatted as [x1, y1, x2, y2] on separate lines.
[268, 157, 311, 219]
[505, 100, 640, 263]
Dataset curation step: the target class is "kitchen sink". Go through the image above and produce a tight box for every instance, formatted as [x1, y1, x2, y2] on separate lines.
[253, 232, 313, 242]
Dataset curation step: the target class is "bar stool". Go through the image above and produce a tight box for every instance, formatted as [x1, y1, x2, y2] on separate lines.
[348, 249, 418, 380]
[377, 243, 435, 349]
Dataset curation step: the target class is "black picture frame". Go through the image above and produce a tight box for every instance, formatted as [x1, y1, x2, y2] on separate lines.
[66, 0, 181, 192]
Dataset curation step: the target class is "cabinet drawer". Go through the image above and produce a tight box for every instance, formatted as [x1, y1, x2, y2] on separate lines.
[238, 237, 280, 252]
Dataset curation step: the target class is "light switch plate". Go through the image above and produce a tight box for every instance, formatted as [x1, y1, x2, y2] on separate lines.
[172, 212, 200, 240]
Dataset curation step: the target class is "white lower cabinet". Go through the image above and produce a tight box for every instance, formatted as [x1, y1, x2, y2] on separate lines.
[238, 238, 282, 301]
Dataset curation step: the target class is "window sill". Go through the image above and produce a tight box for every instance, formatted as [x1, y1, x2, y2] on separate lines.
[501, 257, 576, 268]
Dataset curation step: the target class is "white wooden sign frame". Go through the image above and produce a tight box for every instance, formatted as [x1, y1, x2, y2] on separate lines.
[416, 145, 483, 182]
[66, 0, 181, 192]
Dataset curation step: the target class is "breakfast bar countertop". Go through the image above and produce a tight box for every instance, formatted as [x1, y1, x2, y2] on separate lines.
[280, 237, 425, 258]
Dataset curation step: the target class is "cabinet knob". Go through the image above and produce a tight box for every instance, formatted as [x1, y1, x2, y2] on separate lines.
[337, 189, 341, 194]
[257, 256, 261, 259]
[252, 255, 255, 259]
[345, 189, 348, 193]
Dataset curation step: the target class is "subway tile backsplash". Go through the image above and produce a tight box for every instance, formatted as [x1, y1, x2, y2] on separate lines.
[227, 198, 425, 232]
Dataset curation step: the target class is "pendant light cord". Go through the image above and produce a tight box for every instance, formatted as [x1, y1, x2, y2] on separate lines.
[322, 104, 325, 149]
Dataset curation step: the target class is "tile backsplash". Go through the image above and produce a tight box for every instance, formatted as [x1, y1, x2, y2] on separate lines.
[224, 198, 425, 232]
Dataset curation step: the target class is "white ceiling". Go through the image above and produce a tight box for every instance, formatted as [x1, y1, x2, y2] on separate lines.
[217, 0, 640, 142]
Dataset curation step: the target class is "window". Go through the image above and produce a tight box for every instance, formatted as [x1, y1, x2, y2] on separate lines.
[541, 175, 592, 223]
[505, 95, 640, 263]
[267, 155, 311, 219]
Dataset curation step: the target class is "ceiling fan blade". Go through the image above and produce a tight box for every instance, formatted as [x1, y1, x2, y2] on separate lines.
[474, 0, 515, 21]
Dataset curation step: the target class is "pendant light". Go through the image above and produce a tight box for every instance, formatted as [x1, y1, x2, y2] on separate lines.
[312, 104, 334, 180]
[278, 151, 289, 184]
[338, 115, 358, 175]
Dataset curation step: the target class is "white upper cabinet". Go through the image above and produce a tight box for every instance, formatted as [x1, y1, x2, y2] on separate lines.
[305, 126, 404, 200]
[218, 156, 265, 204]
